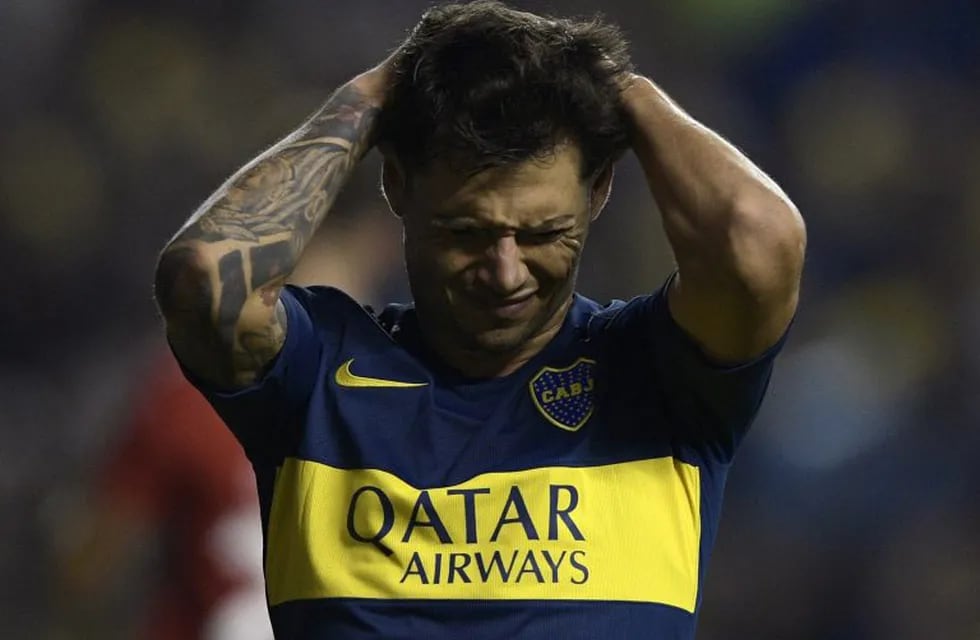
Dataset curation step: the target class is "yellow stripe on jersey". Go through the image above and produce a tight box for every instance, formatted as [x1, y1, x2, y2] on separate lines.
[265, 457, 701, 612]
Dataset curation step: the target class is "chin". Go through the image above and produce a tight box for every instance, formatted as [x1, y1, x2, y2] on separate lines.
[465, 325, 533, 354]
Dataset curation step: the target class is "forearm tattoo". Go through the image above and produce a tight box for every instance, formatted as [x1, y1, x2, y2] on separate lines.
[156, 84, 380, 385]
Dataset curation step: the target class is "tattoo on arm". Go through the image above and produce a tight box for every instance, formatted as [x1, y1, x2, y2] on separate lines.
[249, 241, 293, 290]
[157, 83, 380, 385]
[216, 250, 247, 334]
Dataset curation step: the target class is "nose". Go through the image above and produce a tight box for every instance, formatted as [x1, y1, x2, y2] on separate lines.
[476, 234, 530, 296]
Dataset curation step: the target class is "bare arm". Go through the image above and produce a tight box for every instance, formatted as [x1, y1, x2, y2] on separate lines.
[622, 76, 806, 363]
[154, 67, 388, 388]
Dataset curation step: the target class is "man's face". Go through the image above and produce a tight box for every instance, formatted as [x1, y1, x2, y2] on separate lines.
[395, 144, 608, 359]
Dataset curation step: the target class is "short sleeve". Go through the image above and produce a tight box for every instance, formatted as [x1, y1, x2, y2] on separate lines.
[173, 285, 323, 465]
[606, 273, 791, 462]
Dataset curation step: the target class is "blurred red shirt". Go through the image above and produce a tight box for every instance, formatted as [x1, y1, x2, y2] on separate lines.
[100, 353, 272, 640]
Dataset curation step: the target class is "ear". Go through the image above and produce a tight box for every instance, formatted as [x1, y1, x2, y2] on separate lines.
[380, 153, 407, 219]
[588, 163, 614, 221]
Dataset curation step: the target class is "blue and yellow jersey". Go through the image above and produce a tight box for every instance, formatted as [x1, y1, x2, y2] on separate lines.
[184, 276, 786, 639]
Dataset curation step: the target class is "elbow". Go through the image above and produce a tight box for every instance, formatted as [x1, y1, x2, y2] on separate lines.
[153, 243, 215, 323]
[727, 192, 806, 294]
[753, 189, 805, 257]
[668, 182, 806, 262]
[735, 188, 805, 251]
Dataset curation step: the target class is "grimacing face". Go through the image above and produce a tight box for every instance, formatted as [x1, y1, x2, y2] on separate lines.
[383, 144, 613, 371]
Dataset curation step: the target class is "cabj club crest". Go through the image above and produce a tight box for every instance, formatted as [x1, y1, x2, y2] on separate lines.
[529, 357, 596, 432]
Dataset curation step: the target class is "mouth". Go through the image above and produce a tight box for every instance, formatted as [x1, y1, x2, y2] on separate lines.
[483, 293, 535, 320]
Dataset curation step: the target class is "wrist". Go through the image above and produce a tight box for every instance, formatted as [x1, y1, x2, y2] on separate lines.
[620, 75, 651, 146]
[620, 76, 682, 145]
[351, 54, 398, 107]
[620, 75, 657, 114]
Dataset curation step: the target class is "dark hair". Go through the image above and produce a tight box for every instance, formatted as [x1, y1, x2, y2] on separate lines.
[379, 0, 633, 179]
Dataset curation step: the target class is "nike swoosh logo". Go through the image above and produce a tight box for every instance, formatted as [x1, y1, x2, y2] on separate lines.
[334, 359, 427, 389]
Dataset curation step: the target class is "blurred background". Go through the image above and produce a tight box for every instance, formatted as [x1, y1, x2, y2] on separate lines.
[1, 0, 977, 638]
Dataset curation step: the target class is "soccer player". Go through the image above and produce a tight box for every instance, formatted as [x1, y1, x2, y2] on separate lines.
[154, 2, 805, 638]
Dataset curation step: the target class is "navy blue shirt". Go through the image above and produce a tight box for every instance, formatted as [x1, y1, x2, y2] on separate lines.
[181, 276, 786, 640]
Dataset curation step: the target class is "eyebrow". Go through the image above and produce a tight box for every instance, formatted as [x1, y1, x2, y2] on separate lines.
[430, 214, 577, 231]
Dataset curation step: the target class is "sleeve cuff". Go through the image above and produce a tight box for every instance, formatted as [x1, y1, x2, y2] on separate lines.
[652, 270, 794, 374]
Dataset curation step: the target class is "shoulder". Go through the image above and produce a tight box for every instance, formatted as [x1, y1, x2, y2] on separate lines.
[283, 284, 387, 333]
[282, 285, 410, 359]
[283, 284, 365, 318]
[572, 288, 666, 345]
